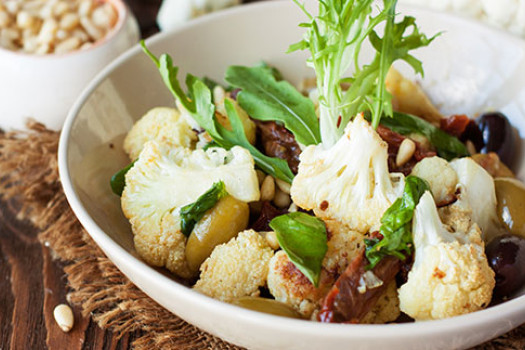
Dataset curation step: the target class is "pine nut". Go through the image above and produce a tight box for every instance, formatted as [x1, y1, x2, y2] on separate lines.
[0, 10, 12, 28]
[273, 188, 291, 208]
[91, 3, 116, 29]
[60, 13, 79, 30]
[466, 140, 477, 155]
[264, 231, 280, 250]
[80, 41, 91, 50]
[23, 36, 37, 52]
[5, 1, 20, 15]
[35, 42, 50, 54]
[255, 170, 265, 186]
[55, 36, 81, 54]
[78, 0, 93, 17]
[37, 18, 58, 44]
[80, 15, 101, 40]
[274, 178, 291, 195]
[396, 138, 416, 167]
[72, 28, 88, 42]
[17, 11, 35, 29]
[53, 1, 69, 17]
[2, 27, 19, 41]
[53, 304, 74, 332]
[260, 175, 275, 202]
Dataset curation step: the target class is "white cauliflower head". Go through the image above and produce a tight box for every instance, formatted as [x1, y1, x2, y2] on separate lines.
[194, 230, 274, 302]
[410, 156, 458, 206]
[122, 140, 260, 278]
[449, 157, 503, 242]
[291, 114, 405, 233]
[123, 107, 197, 160]
[267, 250, 332, 318]
[398, 191, 495, 321]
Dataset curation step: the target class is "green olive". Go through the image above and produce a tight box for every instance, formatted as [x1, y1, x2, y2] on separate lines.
[185, 195, 249, 273]
[495, 177, 525, 238]
[231, 297, 303, 319]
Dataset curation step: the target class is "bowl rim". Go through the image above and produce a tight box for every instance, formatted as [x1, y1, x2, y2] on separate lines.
[58, 0, 525, 342]
[0, 0, 130, 59]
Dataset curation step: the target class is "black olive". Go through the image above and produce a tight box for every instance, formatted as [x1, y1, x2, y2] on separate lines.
[476, 112, 517, 168]
[486, 234, 525, 298]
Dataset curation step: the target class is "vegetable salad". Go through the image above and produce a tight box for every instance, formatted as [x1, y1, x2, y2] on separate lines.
[112, 0, 525, 323]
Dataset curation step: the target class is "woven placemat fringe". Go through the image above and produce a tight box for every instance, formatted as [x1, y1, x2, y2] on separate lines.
[0, 123, 240, 350]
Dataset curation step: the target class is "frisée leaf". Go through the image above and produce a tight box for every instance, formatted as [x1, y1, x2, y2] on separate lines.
[289, 0, 437, 146]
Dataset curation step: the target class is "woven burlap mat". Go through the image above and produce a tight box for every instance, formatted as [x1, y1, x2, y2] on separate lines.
[1, 122, 524, 350]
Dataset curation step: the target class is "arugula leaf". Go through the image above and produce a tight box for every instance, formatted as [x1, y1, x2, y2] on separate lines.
[365, 175, 430, 269]
[141, 41, 295, 184]
[289, 0, 437, 145]
[381, 112, 469, 160]
[180, 181, 228, 237]
[254, 61, 283, 81]
[269, 212, 328, 287]
[110, 160, 136, 196]
[225, 65, 321, 145]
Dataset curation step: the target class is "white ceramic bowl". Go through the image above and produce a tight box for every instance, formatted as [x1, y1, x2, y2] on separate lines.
[0, 0, 140, 131]
[59, 1, 525, 349]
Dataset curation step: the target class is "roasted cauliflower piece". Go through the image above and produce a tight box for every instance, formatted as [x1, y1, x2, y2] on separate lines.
[291, 114, 405, 233]
[323, 220, 366, 276]
[450, 157, 503, 242]
[398, 192, 495, 321]
[121, 141, 260, 278]
[411, 156, 458, 206]
[268, 220, 369, 319]
[361, 281, 400, 324]
[267, 250, 331, 318]
[194, 230, 274, 302]
[123, 107, 197, 160]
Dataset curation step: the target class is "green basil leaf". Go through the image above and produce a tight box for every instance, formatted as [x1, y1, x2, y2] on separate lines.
[225, 65, 321, 146]
[141, 42, 295, 184]
[381, 112, 469, 161]
[269, 212, 328, 287]
[365, 175, 430, 269]
[180, 181, 228, 237]
[110, 161, 136, 196]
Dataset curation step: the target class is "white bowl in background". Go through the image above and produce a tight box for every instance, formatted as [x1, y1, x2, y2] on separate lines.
[0, 0, 140, 131]
[59, 1, 525, 349]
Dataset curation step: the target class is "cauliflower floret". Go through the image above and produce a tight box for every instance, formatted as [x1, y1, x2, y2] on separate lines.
[123, 107, 197, 160]
[398, 192, 495, 321]
[449, 157, 503, 242]
[267, 250, 332, 318]
[323, 220, 366, 275]
[411, 156, 458, 206]
[267, 222, 365, 318]
[361, 281, 400, 324]
[291, 114, 405, 232]
[122, 141, 260, 278]
[194, 230, 274, 302]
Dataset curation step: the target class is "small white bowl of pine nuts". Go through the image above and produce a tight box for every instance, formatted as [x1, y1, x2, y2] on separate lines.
[0, 0, 140, 131]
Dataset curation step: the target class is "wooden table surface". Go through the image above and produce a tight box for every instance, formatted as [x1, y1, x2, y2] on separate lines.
[0, 1, 520, 349]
